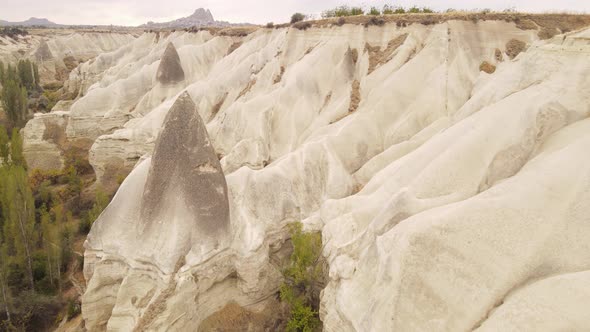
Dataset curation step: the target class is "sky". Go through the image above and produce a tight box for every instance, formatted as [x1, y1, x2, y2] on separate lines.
[1, 0, 589, 26]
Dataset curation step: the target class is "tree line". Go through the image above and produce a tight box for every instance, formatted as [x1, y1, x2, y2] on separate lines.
[0, 125, 109, 330]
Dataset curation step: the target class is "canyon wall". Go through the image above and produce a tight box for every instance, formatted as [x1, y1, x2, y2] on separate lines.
[11, 15, 590, 331]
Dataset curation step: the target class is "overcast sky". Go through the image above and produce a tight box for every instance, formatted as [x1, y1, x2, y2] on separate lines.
[2, 0, 589, 26]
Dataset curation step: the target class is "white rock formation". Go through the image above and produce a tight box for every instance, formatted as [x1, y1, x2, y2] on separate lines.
[3, 31, 135, 171]
[0, 31, 134, 83]
[11, 16, 590, 331]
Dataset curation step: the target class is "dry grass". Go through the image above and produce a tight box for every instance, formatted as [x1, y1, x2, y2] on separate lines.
[42, 119, 67, 146]
[514, 18, 538, 30]
[209, 92, 228, 121]
[479, 61, 496, 74]
[273, 66, 285, 84]
[227, 41, 242, 55]
[303, 12, 590, 33]
[365, 33, 408, 74]
[198, 300, 288, 332]
[62, 56, 79, 71]
[506, 39, 527, 59]
[237, 78, 257, 99]
[218, 26, 258, 37]
[538, 27, 559, 39]
[348, 80, 361, 113]
[293, 21, 312, 30]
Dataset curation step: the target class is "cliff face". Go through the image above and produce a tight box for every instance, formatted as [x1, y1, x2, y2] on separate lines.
[16, 15, 590, 331]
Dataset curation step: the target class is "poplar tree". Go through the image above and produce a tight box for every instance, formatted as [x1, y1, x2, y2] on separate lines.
[0, 243, 12, 327]
[0, 126, 8, 163]
[0, 61, 5, 83]
[0, 166, 36, 291]
[39, 205, 55, 288]
[50, 204, 65, 291]
[9, 129, 26, 168]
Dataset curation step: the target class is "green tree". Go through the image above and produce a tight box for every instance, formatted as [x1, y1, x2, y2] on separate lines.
[80, 188, 109, 234]
[291, 13, 305, 24]
[17, 60, 34, 91]
[0, 243, 13, 328]
[0, 61, 5, 83]
[32, 63, 39, 87]
[9, 129, 26, 168]
[39, 206, 55, 289]
[0, 126, 8, 163]
[369, 6, 381, 15]
[1, 76, 27, 130]
[0, 166, 36, 291]
[280, 223, 323, 332]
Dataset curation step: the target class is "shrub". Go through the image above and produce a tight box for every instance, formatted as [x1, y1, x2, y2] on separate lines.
[291, 13, 306, 24]
[42, 82, 63, 91]
[503, 7, 517, 13]
[280, 285, 320, 332]
[293, 22, 312, 30]
[79, 188, 109, 234]
[66, 299, 80, 319]
[321, 9, 335, 18]
[350, 7, 364, 16]
[0, 27, 28, 39]
[408, 6, 421, 13]
[266, 22, 274, 28]
[42, 89, 61, 111]
[479, 61, 496, 74]
[383, 5, 394, 15]
[369, 7, 381, 16]
[29, 168, 63, 189]
[64, 149, 93, 176]
[333, 6, 350, 17]
[394, 7, 406, 14]
[365, 17, 385, 27]
[280, 223, 323, 332]
[325, 6, 364, 17]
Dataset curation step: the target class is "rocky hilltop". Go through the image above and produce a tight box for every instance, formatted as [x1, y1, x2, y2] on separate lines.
[9, 12, 590, 331]
[140, 8, 236, 29]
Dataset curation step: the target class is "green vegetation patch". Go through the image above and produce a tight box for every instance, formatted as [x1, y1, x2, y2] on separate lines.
[280, 223, 324, 332]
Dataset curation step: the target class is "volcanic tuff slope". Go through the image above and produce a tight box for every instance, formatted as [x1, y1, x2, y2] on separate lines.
[12, 14, 590, 331]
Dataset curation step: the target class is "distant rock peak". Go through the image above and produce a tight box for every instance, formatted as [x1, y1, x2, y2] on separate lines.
[191, 8, 214, 22]
[0, 17, 58, 27]
[139, 8, 245, 28]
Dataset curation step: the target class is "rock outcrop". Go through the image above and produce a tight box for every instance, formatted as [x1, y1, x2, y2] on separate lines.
[83, 93, 239, 331]
[12, 14, 590, 331]
[139, 8, 243, 29]
[141, 92, 229, 239]
[22, 111, 68, 171]
[156, 43, 185, 85]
